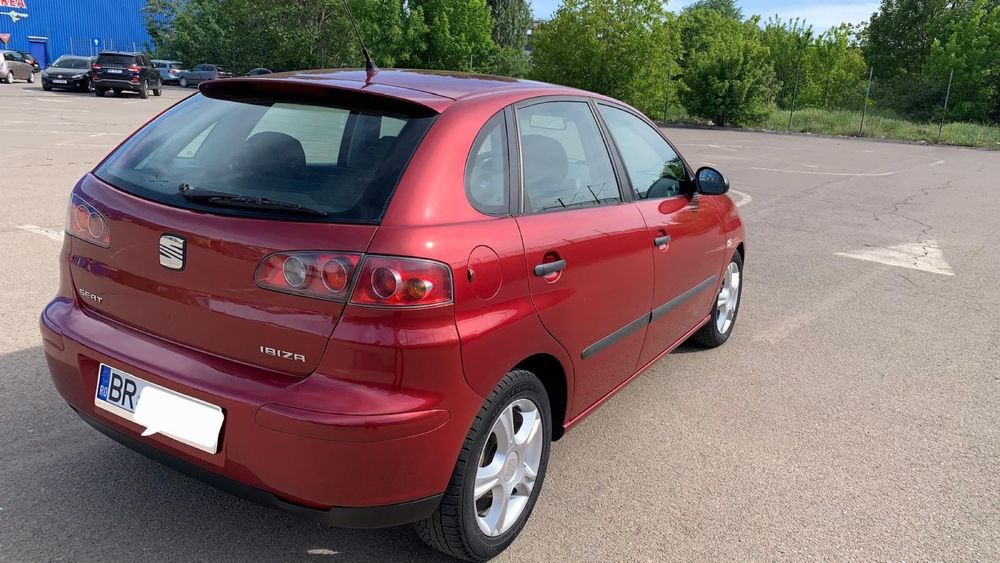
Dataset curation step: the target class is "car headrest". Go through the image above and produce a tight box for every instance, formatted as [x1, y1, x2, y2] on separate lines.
[521, 134, 568, 182]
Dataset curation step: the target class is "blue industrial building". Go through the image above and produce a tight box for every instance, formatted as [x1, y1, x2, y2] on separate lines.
[0, 0, 151, 69]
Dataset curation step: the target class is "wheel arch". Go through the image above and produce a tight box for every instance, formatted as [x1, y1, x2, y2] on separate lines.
[514, 353, 568, 441]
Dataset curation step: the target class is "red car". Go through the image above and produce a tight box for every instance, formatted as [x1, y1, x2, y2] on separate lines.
[41, 69, 744, 561]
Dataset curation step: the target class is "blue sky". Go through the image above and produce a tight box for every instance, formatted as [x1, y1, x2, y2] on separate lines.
[530, 0, 881, 32]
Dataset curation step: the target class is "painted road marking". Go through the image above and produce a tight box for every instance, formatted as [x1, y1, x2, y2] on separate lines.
[751, 167, 894, 177]
[17, 225, 64, 242]
[835, 240, 954, 276]
[929, 160, 945, 166]
[0, 106, 89, 112]
[729, 190, 752, 207]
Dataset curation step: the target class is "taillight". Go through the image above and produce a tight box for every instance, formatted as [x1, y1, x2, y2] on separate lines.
[91, 63, 102, 71]
[66, 194, 111, 247]
[351, 256, 453, 307]
[128, 65, 141, 73]
[255, 253, 453, 307]
[255, 252, 362, 302]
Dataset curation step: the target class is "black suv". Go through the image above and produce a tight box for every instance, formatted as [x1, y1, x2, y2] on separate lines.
[92, 51, 162, 99]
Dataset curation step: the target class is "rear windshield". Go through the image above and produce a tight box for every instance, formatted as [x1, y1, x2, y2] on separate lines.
[169, 62, 184, 69]
[94, 93, 436, 223]
[97, 54, 137, 66]
[51, 57, 90, 69]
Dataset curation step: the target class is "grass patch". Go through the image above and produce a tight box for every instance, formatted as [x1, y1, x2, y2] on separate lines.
[762, 107, 1000, 148]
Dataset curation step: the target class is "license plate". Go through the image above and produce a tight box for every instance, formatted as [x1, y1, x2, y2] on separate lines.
[107, 69, 123, 74]
[53, 79, 67, 84]
[94, 364, 224, 454]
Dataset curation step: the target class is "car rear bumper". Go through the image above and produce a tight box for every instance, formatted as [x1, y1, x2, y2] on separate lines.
[73, 407, 442, 527]
[93, 78, 141, 90]
[41, 296, 479, 526]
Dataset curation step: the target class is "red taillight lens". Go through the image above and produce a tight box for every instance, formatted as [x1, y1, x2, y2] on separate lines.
[128, 65, 141, 73]
[91, 63, 102, 71]
[351, 256, 453, 307]
[255, 252, 361, 302]
[66, 194, 111, 247]
[255, 253, 453, 307]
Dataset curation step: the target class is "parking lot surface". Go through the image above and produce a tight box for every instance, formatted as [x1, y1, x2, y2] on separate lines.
[1, 82, 997, 561]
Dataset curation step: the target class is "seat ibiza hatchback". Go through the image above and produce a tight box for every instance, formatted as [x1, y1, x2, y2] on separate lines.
[42, 69, 745, 561]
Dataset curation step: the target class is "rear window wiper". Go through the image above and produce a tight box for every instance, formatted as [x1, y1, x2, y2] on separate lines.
[178, 184, 328, 217]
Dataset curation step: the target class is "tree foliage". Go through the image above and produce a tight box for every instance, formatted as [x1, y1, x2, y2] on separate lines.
[762, 18, 866, 110]
[530, 0, 680, 118]
[682, 0, 743, 21]
[677, 10, 775, 126]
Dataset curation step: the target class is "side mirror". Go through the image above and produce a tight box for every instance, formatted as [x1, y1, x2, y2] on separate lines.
[695, 166, 730, 195]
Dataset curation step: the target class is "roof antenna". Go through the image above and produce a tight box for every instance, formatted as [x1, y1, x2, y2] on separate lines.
[339, 0, 379, 81]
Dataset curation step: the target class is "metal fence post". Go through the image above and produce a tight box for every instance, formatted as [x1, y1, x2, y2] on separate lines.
[788, 57, 802, 131]
[937, 69, 954, 144]
[859, 66, 873, 136]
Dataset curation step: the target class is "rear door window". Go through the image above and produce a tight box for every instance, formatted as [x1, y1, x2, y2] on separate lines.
[516, 101, 621, 213]
[94, 93, 436, 223]
[98, 54, 137, 66]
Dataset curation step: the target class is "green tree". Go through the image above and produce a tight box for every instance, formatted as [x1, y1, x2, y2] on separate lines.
[762, 18, 866, 110]
[142, 0, 185, 56]
[678, 11, 776, 126]
[410, 0, 497, 70]
[488, 0, 532, 48]
[927, 0, 1000, 122]
[530, 0, 681, 118]
[682, 0, 743, 20]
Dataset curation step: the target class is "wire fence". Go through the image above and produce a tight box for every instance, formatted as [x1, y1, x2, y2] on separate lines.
[62, 37, 147, 58]
[768, 66, 1000, 148]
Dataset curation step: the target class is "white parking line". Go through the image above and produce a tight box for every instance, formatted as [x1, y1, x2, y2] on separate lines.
[729, 189, 752, 207]
[929, 160, 945, 166]
[0, 106, 89, 112]
[17, 225, 64, 242]
[750, 167, 894, 177]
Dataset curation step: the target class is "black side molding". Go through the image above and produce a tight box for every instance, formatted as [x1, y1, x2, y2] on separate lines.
[650, 275, 717, 322]
[581, 314, 649, 360]
[73, 408, 442, 529]
[581, 275, 718, 360]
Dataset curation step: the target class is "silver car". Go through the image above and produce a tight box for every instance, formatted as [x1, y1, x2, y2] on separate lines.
[1, 50, 35, 84]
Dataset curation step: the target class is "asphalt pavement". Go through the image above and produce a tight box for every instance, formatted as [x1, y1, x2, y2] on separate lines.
[1, 82, 997, 561]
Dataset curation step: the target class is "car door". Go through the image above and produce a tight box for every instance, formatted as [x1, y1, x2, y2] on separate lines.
[8, 52, 28, 79]
[596, 103, 726, 369]
[513, 98, 654, 416]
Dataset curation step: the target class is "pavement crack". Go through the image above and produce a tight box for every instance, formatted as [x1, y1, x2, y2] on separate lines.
[873, 182, 954, 268]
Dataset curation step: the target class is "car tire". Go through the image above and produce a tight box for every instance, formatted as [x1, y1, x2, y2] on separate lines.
[415, 369, 551, 562]
[95, 87, 106, 97]
[690, 249, 743, 348]
[3, 71, 12, 84]
[153, 83, 162, 96]
[113, 88, 122, 96]
[43, 84, 52, 91]
[139, 81, 149, 99]
[179, 77, 188, 88]
[27, 71, 35, 84]
[83, 79, 93, 93]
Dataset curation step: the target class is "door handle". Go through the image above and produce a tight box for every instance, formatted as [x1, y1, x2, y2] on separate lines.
[534, 259, 567, 277]
[653, 235, 671, 247]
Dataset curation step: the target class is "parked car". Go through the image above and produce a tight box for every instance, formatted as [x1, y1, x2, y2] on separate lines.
[245, 67, 272, 76]
[42, 55, 95, 92]
[1, 50, 35, 83]
[178, 63, 232, 87]
[91, 51, 162, 99]
[18, 51, 40, 73]
[153, 59, 186, 84]
[42, 69, 744, 562]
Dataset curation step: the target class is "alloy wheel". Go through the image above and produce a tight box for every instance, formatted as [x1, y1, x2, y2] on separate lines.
[473, 398, 543, 537]
[715, 261, 741, 334]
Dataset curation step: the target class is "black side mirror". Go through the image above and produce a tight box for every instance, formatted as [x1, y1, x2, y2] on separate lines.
[694, 166, 730, 195]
